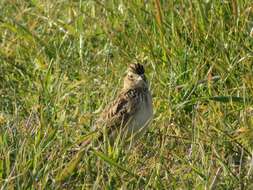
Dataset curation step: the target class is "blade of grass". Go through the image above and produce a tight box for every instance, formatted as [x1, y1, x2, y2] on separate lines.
[92, 150, 144, 181]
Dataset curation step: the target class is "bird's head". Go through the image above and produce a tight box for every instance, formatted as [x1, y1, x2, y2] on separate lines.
[123, 63, 148, 89]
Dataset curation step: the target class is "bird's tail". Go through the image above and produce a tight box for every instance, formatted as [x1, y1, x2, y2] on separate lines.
[79, 130, 102, 149]
[81, 138, 93, 148]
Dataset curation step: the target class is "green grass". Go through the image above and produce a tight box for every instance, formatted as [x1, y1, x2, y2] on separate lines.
[1, 0, 253, 189]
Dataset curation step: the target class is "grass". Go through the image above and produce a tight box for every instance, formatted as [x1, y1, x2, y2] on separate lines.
[1, 0, 253, 189]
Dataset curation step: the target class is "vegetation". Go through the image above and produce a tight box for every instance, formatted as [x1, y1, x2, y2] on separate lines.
[1, 0, 253, 189]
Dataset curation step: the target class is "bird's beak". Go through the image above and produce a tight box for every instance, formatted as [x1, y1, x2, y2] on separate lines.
[138, 75, 143, 81]
[140, 74, 147, 82]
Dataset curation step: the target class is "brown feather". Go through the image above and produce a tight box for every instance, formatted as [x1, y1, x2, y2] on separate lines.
[96, 88, 143, 136]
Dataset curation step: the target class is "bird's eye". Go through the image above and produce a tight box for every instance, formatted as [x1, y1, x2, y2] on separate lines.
[128, 74, 133, 79]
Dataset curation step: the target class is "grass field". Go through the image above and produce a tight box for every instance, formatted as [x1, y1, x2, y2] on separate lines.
[1, 0, 253, 189]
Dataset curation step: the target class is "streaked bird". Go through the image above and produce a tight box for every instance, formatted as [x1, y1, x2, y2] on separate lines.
[84, 63, 153, 146]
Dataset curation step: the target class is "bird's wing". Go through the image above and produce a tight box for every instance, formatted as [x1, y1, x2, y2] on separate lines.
[96, 88, 141, 134]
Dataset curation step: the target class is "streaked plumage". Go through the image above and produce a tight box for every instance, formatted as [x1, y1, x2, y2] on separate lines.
[86, 63, 153, 145]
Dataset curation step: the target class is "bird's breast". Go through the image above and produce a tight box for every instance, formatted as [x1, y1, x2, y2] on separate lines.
[127, 92, 153, 135]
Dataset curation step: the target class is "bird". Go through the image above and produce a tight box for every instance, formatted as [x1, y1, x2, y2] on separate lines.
[58, 64, 152, 181]
[84, 63, 153, 147]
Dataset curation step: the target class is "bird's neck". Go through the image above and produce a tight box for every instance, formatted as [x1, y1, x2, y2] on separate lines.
[123, 85, 148, 94]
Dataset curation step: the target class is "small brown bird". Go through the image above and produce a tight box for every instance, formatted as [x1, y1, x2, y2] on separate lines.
[85, 63, 153, 146]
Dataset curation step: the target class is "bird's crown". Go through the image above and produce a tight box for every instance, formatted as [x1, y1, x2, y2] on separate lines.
[128, 63, 145, 75]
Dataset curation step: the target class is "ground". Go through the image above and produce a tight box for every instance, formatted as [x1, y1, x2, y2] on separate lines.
[1, 0, 253, 189]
